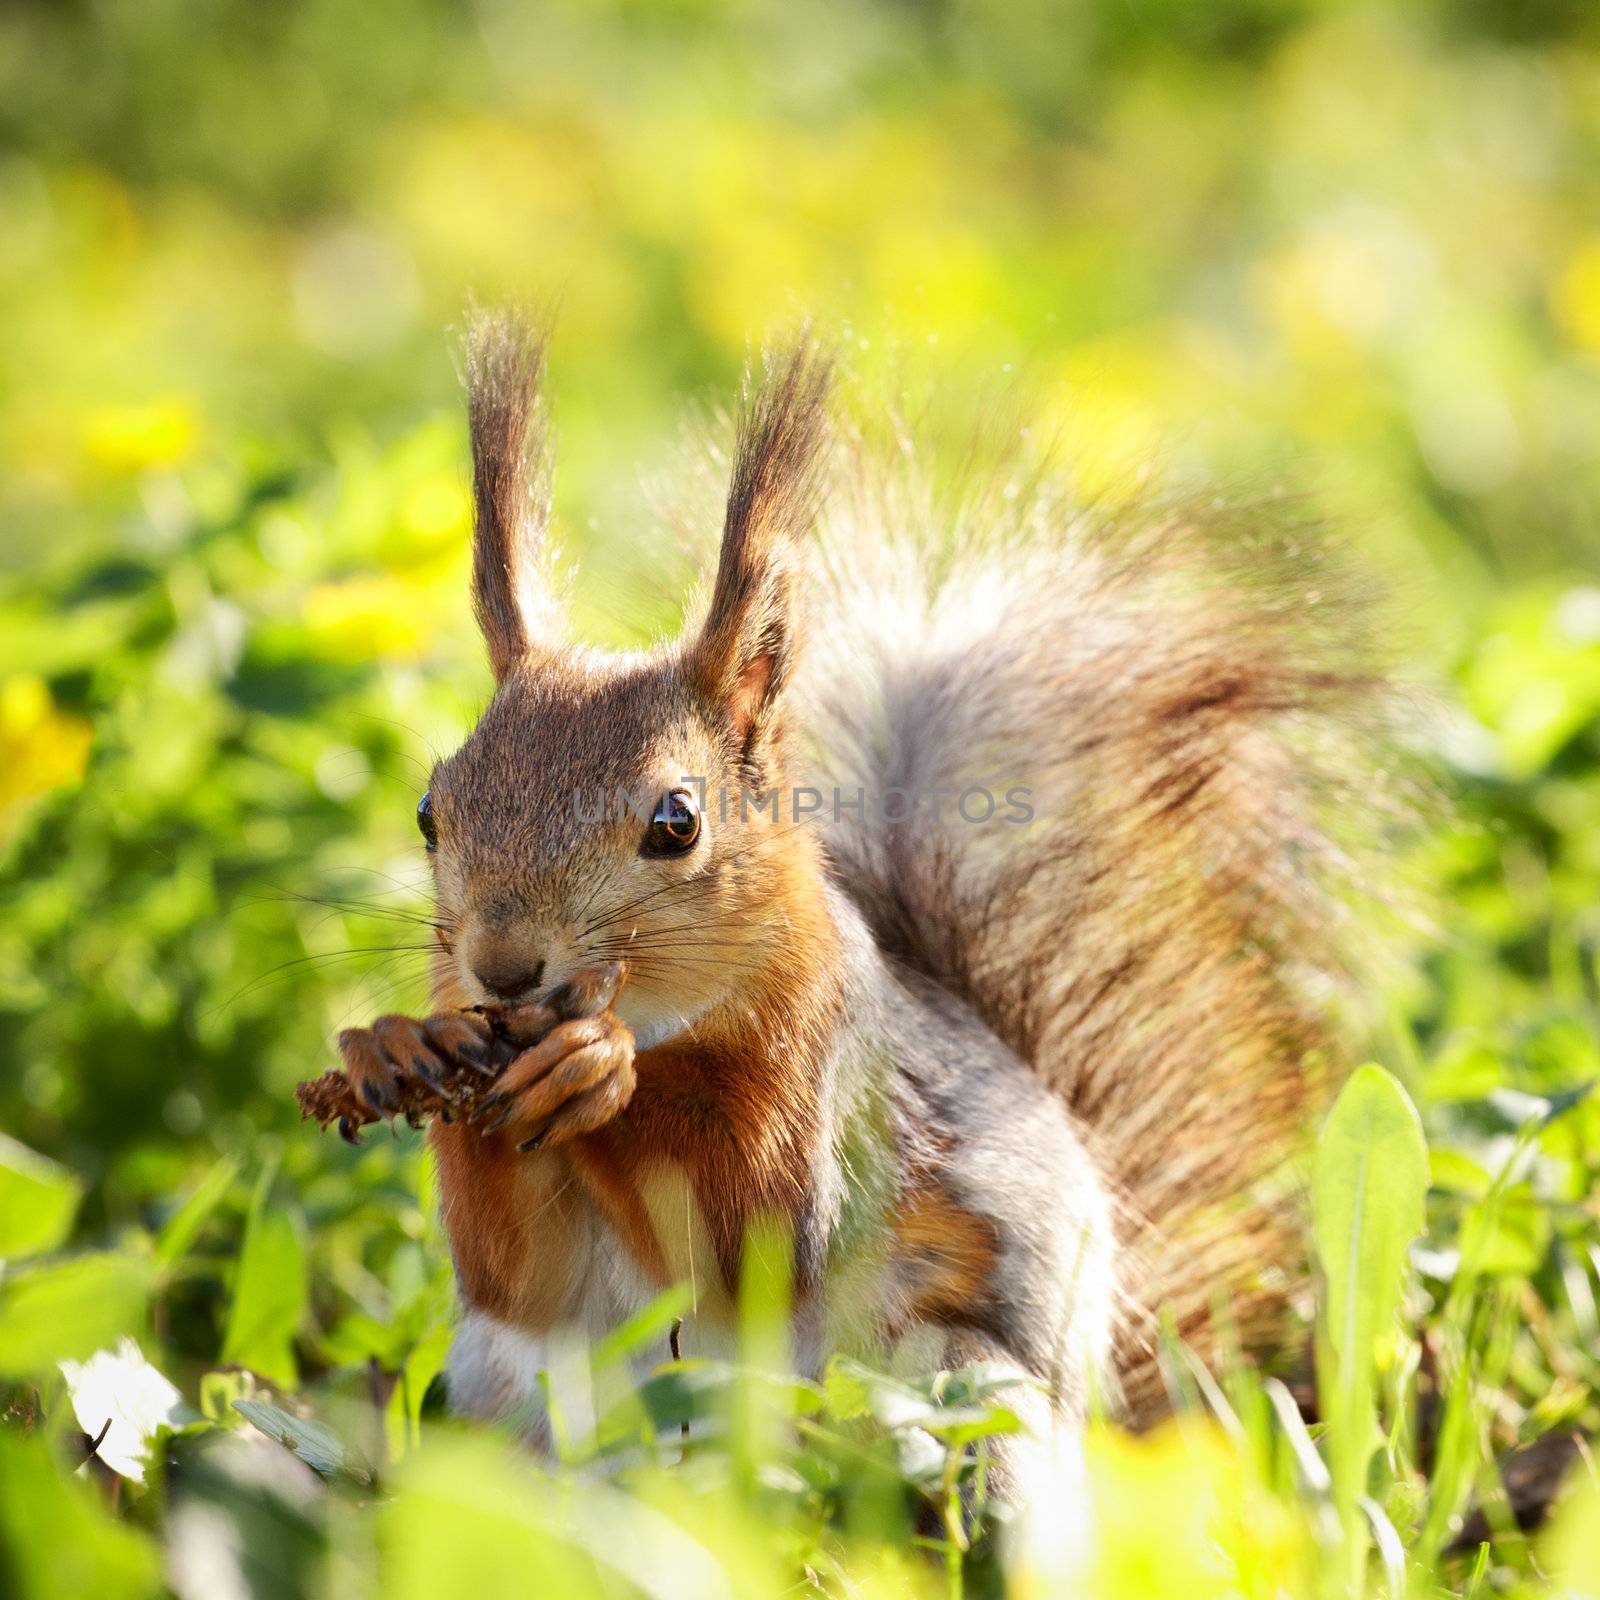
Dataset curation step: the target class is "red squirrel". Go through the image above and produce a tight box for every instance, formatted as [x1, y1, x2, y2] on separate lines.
[331, 310, 1388, 1509]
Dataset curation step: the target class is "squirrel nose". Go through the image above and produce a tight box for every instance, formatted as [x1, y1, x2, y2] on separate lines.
[473, 957, 546, 1003]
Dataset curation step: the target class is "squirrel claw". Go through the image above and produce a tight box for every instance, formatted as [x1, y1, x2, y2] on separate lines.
[545, 962, 625, 1023]
[303, 966, 632, 1143]
[479, 1102, 517, 1136]
[360, 1079, 396, 1114]
[481, 1012, 637, 1152]
[469, 1091, 506, 1123]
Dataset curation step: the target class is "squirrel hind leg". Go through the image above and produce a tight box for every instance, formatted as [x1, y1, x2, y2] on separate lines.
[446, 1308, 553, 1450]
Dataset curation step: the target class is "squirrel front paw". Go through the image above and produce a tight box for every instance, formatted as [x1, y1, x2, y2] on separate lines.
[335, 1010, 498, 1133]
[302, 963, 630, 1147]
[469, 1013, 637, 1153]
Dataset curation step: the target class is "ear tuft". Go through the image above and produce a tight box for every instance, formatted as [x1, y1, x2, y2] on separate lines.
[462, 306, 559, 681]
[689, 338, 832, 778]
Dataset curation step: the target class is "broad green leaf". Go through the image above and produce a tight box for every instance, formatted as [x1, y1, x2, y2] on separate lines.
[199, 1368, 257, 1424]
[0, 1253, 150, 1374]
[384, 1434, 736, 1600]
[0, 1428, 160, 1600]
[1312, 1064, 1428, 1364]
[220, 1167, 307, 1387]
[822, 1357, 873, 1423]
[1427, 1147, 1490, 1198]
[233, 1398, 370, 1483]
[382, 1434, 610, 1598]
[322, 1308, 408, 1368]
[615, 1360, 820, 1448]
[0, 1134, 83, 1260]
[1458, 1184, 1552, 1276]
[919, 1404, 1022, 1444]
[1311, 1063, 1428, 1581]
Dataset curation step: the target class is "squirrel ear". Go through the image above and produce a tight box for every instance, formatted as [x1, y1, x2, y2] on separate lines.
[462, 307, 560, 682]
[687, 340, 831, 780]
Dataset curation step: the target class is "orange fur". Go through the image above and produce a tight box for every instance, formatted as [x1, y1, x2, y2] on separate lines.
[891, 1185, 1002, 1330]
[430, 1123, 584, 1325]
[429, 843, 841, 1324]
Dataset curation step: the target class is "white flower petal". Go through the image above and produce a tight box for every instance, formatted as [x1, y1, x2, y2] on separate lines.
[59, 1337, 184, 1483]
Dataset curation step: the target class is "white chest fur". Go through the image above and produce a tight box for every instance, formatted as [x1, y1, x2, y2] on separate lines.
[446, 1165, 743, 1445]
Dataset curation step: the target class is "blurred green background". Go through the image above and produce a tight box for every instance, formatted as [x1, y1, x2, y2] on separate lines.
[3, 1, 1600, 1595]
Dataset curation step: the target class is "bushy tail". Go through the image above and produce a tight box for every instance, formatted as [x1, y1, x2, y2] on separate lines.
[795, 425, 1400, 1420]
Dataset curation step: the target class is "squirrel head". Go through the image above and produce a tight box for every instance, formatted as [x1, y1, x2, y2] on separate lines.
[422, 312, 833, 1049]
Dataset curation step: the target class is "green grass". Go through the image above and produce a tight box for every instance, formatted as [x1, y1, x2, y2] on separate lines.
[3, 0, 1600, 1591]
[3, 1054, 1599, 1596]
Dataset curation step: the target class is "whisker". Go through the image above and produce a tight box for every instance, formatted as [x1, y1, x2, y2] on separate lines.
[586, 933, 764, 953]
[333, 864, 437, 897]
[580, 822, 807, 932]
[344, 714, 440, 785]
[570, 862, 626, 932]
[250, 887, 440, 930]
[345, 964, 435, 1021]
[588, 914, 767, 940]
[207, 944, 435, 1019]
[332, 949, 440, 1027]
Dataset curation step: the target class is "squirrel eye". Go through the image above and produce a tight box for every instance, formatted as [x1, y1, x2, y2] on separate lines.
[645, 787, 700, 856]
[417, 791, 437, 852]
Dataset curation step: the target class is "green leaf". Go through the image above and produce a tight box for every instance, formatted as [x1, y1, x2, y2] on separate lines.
[199, 1368, 257, 1424]
[1427, 1147, 1490, 1198]
[1540, 1468, 1600, 1597]
[1312, 1064, 1429, 1364]
[0, 1134, 83, 1260]
[153, 1153, 240, 1271]
[591, 1282, 694, 1373]
[919, 1405, 1022, 1445]
[383, 1434, 734, 1600]
[822, 1357, 873, 1423]
[1458, 1184, 1552, 1276]
[233, 1398, 370, 1483]
[0, 1253, 151, 1374]
[386, 1323, 452, 1462]
[1311, 1063, 1428, 1578]
[220, 1165, 307, 1387]
[323, 1309, 408, 1368]
[0, 1427, 160, 1600]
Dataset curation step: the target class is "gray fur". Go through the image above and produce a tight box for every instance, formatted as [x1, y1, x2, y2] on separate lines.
[436, 313, 1392, 1491]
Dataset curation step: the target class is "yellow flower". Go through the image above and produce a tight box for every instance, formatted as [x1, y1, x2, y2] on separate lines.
[302, 573, 439, 661]
[1552, 236, 1600, 355]
[0, 676, 93, 829]
[398, 471, 471, 549]
[1079, 1419, 1312, 1600]
[82, 397, 199, 474]
[1047, 336, 1170, 507]
[1540, 1467, 1600, 1597]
